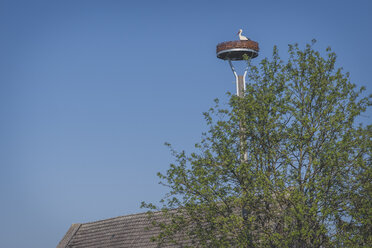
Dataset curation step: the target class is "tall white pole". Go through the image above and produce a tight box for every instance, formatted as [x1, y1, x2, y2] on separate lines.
[228, 59, 248, 162]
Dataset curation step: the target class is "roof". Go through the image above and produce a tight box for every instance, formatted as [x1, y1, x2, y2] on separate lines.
[57, 211, 184, 248]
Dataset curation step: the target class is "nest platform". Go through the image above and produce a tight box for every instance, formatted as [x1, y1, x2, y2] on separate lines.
[216, 40, 259, 60]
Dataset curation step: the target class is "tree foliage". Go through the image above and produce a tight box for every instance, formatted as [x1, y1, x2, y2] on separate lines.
[142, 40, 371, 247]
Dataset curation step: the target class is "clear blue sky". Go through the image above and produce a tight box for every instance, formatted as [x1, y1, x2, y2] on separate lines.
[1, 0, 371, 247]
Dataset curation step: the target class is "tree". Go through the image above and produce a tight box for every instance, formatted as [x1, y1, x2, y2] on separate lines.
[142, 40, 371, 247]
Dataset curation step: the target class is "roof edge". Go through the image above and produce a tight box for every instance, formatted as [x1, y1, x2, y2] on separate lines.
[56, 223, 81, 248]
[80, 210, 165, 225]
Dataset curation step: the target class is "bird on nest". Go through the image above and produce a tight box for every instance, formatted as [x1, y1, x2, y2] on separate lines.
[237, 29, 250, 41]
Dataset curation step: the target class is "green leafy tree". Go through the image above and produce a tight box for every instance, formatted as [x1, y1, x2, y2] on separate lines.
[142, 40, 371, 247]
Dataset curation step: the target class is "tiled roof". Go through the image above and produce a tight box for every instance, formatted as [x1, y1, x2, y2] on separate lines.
[57, 211, 185, 248]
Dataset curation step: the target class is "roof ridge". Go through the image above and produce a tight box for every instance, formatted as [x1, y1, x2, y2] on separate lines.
[81, 210, 163, 225]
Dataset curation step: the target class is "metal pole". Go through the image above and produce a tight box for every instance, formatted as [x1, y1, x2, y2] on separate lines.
[243, 61, 249, 92]
[228, 60, 248, 162]
[228, 59, 239, 96]
[228, 59, 249, 97]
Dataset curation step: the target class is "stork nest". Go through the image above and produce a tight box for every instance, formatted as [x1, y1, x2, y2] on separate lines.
[217, 40, 259, 53]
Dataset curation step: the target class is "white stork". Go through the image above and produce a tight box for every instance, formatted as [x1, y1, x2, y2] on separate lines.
[237, 29, 250, 41]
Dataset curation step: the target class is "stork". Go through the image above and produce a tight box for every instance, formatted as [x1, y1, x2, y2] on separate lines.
[237, 29, 250, 41]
